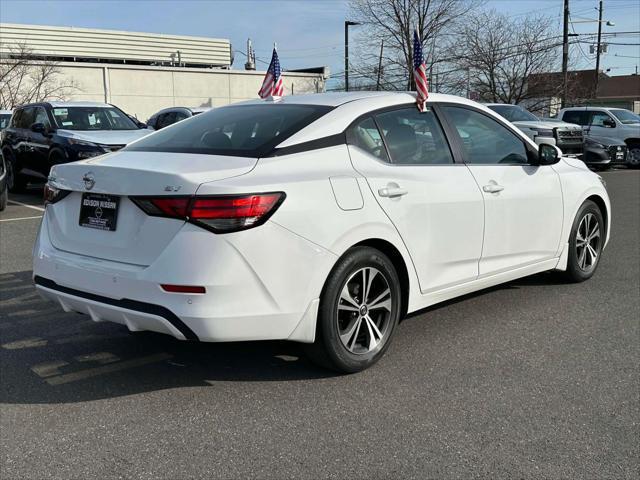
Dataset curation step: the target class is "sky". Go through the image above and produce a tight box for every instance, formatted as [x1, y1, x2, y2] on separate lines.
[1, 0, 638, 88]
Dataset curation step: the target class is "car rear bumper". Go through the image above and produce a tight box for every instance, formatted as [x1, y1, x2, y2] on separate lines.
[33, 213, 337, 343]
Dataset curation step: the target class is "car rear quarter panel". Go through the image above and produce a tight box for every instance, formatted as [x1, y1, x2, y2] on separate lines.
[195, 144, 422, 311]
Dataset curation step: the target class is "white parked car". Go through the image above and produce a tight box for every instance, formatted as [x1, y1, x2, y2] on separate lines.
[34, 92, 610, 372]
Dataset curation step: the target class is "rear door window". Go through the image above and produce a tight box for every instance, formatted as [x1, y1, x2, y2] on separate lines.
[126, 104, 332, 157]
[347, 117, 390, 162]
[374, 107, 454, 165]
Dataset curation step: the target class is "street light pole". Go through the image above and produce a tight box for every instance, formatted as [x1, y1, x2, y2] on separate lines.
[562, 0, 570, 108]
[594, 0, 604, 98]
[345, 20, 361, 92]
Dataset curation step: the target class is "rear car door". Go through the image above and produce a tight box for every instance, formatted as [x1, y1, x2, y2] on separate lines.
[440, 105, 563, 276]
[347, 106, 484, 293]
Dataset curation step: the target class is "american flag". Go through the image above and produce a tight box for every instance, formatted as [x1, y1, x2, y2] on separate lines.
[413, 29, 429, 111]
[258, 47, 284, 98]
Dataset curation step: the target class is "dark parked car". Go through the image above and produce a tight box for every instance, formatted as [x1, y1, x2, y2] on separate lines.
[146, 106, 211, 130]
[0, 151, 8, 211]
[0, 101, 151, 192]
[583, 135, 628, 170]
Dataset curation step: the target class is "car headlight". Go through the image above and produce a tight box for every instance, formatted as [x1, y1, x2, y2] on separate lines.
[587, 141, 606, 149]
[67, 138, 100, 148]
[533, 128, 554, 137]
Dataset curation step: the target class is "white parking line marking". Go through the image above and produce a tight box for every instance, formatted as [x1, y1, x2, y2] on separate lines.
[0, 215, 43, 222]
[7, 200, 45, 212]
[2, 337, 48, 350]
[43, 353, 173, 385]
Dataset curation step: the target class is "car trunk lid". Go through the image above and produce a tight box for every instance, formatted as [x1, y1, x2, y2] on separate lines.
[46, 151, 257, 265]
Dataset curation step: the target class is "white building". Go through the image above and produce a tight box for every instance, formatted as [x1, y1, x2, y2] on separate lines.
[0, 23, 328, 120]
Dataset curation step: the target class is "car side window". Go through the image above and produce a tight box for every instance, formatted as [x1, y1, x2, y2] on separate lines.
[562, 111, 589, 126]
[15, 107, 35, 129]
[590, 112, 615, 128]
[347, 116, 390, 162]
[174, 111, 190, 122]
[442, 106, 529, 165]
[156, 112, 176, 129]
[374, 108, 454, 165]
[34, 107, 51, 128]
[10, 109, 23, 128]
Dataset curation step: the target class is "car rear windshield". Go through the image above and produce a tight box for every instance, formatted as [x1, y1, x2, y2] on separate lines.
[125, 104, 332, 157]
[52, 106, 138, 131]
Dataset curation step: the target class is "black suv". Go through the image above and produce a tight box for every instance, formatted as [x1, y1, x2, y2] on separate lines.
[0, 101, 151, 191]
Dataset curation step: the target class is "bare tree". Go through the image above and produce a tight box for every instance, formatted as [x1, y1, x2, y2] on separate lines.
[0, 43, 78, 109]
[347, 0, 481, 91]
[453, 10, 563, 110]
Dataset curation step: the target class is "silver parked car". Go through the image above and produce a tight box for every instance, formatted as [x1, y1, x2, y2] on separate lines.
[146, 106, 212, 130]
[486, 103, 584, 155]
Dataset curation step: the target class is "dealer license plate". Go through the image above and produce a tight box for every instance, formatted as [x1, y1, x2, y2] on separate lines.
[79, 193, 120, 231]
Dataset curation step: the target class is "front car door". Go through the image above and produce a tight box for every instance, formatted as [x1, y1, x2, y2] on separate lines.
[347, 106, 485, 293]
[26, 106, 54, 176]
[440, 105, 564, 276]
[587, 110, 617, 137]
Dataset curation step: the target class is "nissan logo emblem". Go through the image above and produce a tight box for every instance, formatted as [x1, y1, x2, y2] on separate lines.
[83, 172, 95, 190]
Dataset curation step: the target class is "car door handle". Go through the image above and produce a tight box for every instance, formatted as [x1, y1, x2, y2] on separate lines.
[482, 184, 504, 193]
[378, 186, 408, 198]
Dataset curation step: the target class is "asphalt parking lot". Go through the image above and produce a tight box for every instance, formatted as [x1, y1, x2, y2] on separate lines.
[1, 170, 638, 479]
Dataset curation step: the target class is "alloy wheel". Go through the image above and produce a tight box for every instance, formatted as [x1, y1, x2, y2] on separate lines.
[628, 147, 640, 166]
[576, 213, 601, 271]
[336, 267, 392, 355]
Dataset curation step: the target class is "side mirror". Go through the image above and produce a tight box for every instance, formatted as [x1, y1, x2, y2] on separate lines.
[538, 143, 562, 165]
[31, 122, 47, 134]
[137, 121, 148, 129]
[603, 118, 616, 128]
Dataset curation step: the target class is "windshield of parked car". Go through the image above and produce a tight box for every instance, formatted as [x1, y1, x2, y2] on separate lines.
[52, 106, 138, 131]
[488, 105, 539, 122]
[610, 109, 640, 124]
[125, 104, 333, 157]
[0, 114, 11, 130]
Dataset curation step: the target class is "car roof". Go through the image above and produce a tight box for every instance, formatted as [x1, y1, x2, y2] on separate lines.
[47, 101, 114, 108]
[235, 91, 484, 108]
[273, 92, 536, 148]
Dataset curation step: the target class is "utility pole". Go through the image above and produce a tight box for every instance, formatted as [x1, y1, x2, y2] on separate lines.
[561, 0, 570, 108]
[376, 40, 384, 91]
[594, 0, 604, 98]
[344, 21, 361, 92]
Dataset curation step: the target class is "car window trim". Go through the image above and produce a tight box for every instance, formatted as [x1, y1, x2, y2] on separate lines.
[436, 102, 538, 166]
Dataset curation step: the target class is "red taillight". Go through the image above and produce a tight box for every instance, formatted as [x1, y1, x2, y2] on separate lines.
[131, 192, 285, 233]
[43, 183, 71, 205]
[161, 284, 206, 294]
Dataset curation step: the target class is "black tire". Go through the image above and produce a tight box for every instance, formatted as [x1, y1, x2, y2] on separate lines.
[563, 200, 605, 282]
[3, 150, 28, 193]
[627, 144, 640, 169]
[305, 246, 402, 373]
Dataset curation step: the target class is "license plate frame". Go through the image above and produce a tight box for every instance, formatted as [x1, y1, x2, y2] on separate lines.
[79, 193, 120, 232]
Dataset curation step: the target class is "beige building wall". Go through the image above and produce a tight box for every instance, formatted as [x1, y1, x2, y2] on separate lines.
[56, 62, 327, 120]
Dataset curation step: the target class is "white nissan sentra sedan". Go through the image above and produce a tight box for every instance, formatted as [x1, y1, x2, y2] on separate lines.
[34, 92, 610, 372]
